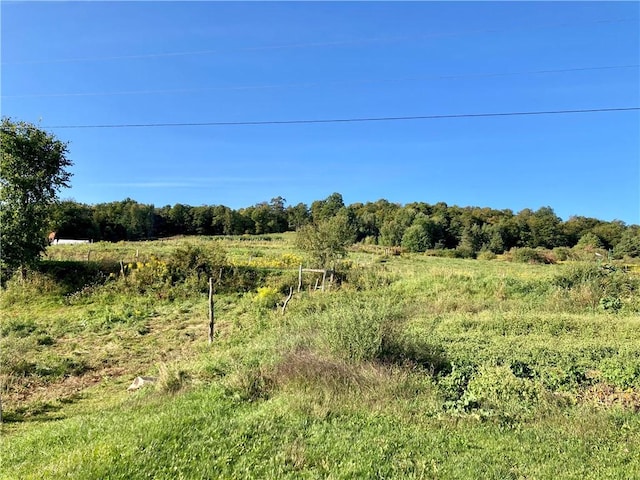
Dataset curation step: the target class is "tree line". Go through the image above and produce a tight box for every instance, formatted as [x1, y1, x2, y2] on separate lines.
[49, 193, 640, 259]
[2, 115, 638, 283]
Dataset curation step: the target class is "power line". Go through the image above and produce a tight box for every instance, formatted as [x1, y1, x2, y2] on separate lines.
[3, 18, 635, 66]
[43, 107, 640, 130]
[4, 64, 637, 99]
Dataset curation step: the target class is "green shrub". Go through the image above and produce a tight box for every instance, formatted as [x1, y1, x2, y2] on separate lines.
[167, 243, 227, 291]
[401, 224, 431, 253]
[599, 356, 640, 389]
[126, 256, 170, 292]
[552, 262, 603, 289]
[551, 262, 639, 312]
[477, 250, 497, 261]
[254, 286, 280, 310]
[462, 365, 542, 421]
[439, 364, 476, 404]
[315, 296, 403, 363]
[552, 247, 572, 261]
[599, 296, 623, 312]
[613, 228, 640, 259]
[508, 247, 553, 264]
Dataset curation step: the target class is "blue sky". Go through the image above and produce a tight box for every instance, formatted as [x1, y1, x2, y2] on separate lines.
[2, 1, 639, 224]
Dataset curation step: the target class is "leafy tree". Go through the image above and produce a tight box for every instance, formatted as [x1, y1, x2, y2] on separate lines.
[527, 207, 566, 248]
[457, 223, 486, 258]
[401, 214, 438, 252]
[296, 210, 356, 268]
[209, 205, 231, 235]
[92, 198, 154, 241]
[591, 220, 626, 250]
[168, 203, 194, 235]
[401, 224, 430, 252]
[379, 207, 417, 246]
[310, 192, 345, 223]
[1, 118, 72, 280]
[613, 227, 640, 259]
[286, 202, 310, 230]
[268, 196, 289, 233]
[192, 206, 214, 235]
[575, 232, 603, 250]
[48, 200, 98, 240]
[563, 216, 602, 246]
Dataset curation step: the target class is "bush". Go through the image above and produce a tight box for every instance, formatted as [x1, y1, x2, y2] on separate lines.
[551, 262, 639, 312]
[462, 365, 542, 421]
[552, 247, 572, 261]
[126, 256, 170, 292]
[477, 250, 497, 261]
[401, 224, 431, 253]
[613, 228, 640, 259]
[508, 247, 554, 264]
[315, 296, 404, 363]
[254, 286, 280, 309]
[552, 263, 603, 289]
[598, 356, 640, 389]
[167, 243, 227, 291]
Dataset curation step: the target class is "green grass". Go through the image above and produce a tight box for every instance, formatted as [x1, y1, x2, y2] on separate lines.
[1, 237, 639, 478]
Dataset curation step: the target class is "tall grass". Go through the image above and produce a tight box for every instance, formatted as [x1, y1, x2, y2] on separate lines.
[2, 236, 639, 478]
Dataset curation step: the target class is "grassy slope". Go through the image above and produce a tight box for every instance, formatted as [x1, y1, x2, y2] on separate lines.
[1, 237, 639, 479]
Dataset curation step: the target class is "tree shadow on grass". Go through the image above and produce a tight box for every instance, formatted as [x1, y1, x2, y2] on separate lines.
[37, 260, 119, 295]
[2, 401, 64, 424]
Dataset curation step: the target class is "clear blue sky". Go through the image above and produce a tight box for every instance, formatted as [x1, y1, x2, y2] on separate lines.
[2, 1, 639, 224]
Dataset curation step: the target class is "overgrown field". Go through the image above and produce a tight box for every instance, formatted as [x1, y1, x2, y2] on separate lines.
[1, 236, 639, 479]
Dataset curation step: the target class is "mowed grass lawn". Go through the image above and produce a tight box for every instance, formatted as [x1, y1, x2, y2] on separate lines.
[1, 236, 639, 479]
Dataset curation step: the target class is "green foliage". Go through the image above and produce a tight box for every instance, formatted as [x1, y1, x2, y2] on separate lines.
[476, 250, 497, 261]
[295, 211, 356, 268]
[254, 286, 280, 309]
[10, 187, 636, 259]
[508, 247, 553, 264]
[462, 365, 543, 421]
[310, 192, 345, 223]
[0, 118, 72, 280]
[48, 200, 98, 240]
[93, 198, 155, 241]
[599, 354, 640, 389]
[551, 262, 639, 312]
[576, 232, 604, 249]
[167, 243, 227, 290]
[613, 227, 640, 259]
[400, 215, 438, 253]
[156, 363, 190, 394]
[551, 263, 604, 289]
[3, 235, 640, 479]
[310, 295, 403, 363]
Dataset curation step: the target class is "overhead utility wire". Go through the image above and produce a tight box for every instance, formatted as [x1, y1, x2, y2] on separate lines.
[45, 107, 640, 130]
[3, 18, 634, 65]
[4, 64, 637, 99]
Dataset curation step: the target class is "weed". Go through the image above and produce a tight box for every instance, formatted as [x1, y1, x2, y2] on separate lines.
[156, 363, 190, 394]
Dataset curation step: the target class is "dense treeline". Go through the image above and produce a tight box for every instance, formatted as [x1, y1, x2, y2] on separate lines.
[48, 193, 640, 258]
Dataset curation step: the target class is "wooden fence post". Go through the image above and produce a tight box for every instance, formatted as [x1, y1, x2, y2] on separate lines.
[298, 264, 303, 292]
[208, 277, 215, 344]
